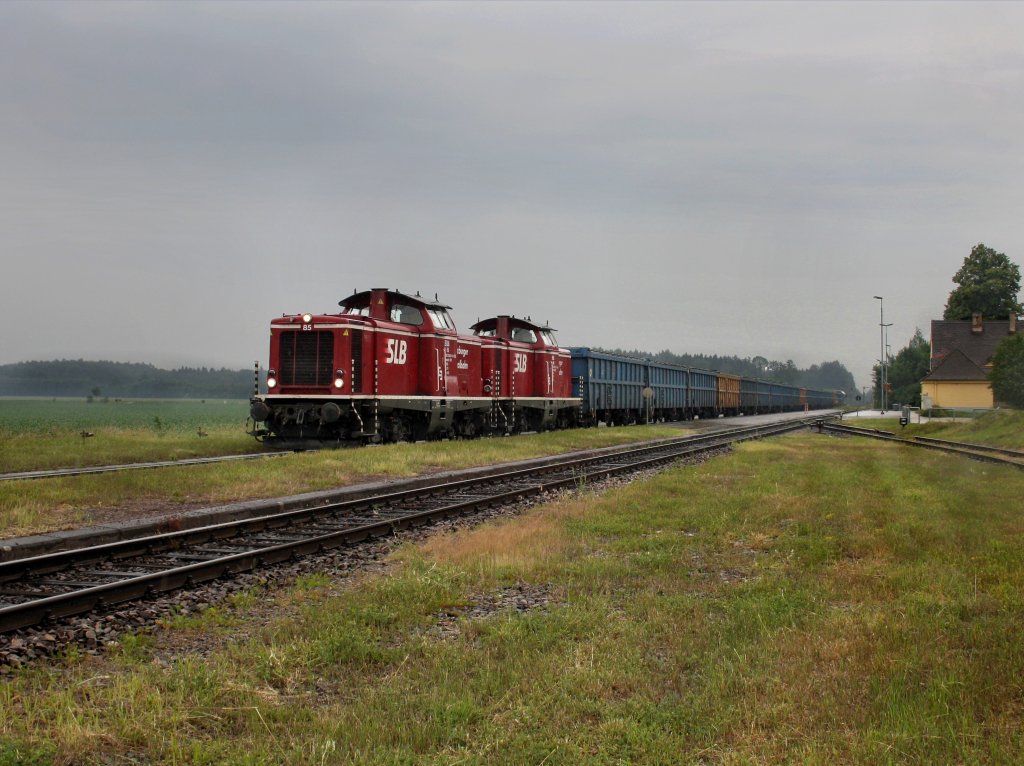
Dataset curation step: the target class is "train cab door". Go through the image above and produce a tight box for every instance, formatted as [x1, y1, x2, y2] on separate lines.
[419, 304, 460, 397]
[534, 328, 569, 398]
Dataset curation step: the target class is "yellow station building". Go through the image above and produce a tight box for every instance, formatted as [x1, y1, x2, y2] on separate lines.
[921, 313, 1018, 409]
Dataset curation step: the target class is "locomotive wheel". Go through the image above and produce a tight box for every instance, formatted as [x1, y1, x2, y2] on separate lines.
[455, 415, 480, 439]
[384, 416, 411, 444]
[410, 413, 431, 442]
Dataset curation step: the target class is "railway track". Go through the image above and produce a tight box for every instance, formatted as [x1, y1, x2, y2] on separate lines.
[0, 411, 839, 483]
[819, 422, 1024, 469]
[0, 450, 294, 483]
[0, 416, 823, 635]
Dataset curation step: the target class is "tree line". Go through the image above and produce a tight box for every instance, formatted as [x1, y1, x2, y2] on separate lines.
[0, 360, 259, 399]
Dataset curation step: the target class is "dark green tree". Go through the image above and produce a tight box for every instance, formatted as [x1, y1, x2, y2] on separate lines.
[888, 329, 931, 406]
[989, 333, 1024, 407]
[943, 243, 1023, 320]
[871, 330, 931, 408]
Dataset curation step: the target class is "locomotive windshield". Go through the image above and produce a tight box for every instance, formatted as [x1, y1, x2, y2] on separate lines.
[341, 304, 370, 316]
[427, 308, 456, 330]
[512, 328, 537, 343]
[390, 304, 424, 326]
[540, 330, 558, 346]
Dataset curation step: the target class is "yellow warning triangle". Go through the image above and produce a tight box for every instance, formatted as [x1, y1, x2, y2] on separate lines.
[343, 329, 349, 336]
[377, 298, 384, 304]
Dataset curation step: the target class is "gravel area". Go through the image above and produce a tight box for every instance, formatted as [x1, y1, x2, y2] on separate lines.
[0, 447, 729, 672]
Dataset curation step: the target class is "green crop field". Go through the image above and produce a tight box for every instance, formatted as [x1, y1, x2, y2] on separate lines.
[0, 398, 258, 474]
[0, 398, 249, 434]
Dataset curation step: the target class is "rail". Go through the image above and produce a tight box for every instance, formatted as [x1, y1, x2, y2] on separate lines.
[818, 422, 1024, 470]
[0, 451, 293, 483]
[0, 415, 825, 634]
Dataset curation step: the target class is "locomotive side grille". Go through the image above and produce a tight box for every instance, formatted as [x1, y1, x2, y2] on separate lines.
[351, 330, 363, 393]
[279, 331, 334, 387]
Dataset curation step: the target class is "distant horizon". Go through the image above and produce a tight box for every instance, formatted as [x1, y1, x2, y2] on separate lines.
[0, 357, 257, 372]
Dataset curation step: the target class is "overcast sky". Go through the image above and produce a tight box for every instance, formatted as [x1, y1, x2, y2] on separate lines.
[2, 1, 1022, 389]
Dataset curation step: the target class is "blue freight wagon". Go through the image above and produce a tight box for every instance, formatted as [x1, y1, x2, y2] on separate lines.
[570, 348, 840, 426]
[570, 349, 721, 425]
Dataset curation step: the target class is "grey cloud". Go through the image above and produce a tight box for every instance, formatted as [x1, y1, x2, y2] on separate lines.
[1, 1, 1022, 385]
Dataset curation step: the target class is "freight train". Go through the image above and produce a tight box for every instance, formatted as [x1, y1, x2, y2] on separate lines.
[248, 288, 842, 447]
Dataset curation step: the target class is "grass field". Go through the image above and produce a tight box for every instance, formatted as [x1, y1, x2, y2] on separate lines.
[845, 409, 1024, 449]
[0, 398, 250, 433]
[0, 398, 258, 473]
[1, 431, 1021, 764]
[0, 425, 686, 539]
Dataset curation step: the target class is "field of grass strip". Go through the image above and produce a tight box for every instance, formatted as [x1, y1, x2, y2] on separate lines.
[0, 399, 258, 472]
[1, 431, 1022, 764]
[844, 409, 1024, 450]
[0, 426, 683, 538]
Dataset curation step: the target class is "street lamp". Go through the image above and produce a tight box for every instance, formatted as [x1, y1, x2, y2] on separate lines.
[873, 296, 884, 411]
[882, 326, 892, 409]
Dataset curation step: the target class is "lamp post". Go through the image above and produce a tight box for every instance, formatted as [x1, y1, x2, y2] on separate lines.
[873, 296, 884, 411]
[882, 327, 892, 409]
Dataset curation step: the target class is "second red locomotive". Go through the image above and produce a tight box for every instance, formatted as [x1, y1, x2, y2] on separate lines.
[249, 288, 578, 445]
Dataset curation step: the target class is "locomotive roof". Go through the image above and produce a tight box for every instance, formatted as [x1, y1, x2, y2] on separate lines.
[339, 289, 452, 311]
[470, 315, 557, 333]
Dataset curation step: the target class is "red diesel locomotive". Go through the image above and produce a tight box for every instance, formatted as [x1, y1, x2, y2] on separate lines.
[249, 288, 578, 445]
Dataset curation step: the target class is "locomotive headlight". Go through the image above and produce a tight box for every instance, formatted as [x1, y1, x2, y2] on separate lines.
[302, 313, 312, 323]
[334, 377, 345, 389]
[267, 370, 277, 389]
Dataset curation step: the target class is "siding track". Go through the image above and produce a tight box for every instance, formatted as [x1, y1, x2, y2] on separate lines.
[819, 422, 1024, 469]
[0, 451, 293, 483]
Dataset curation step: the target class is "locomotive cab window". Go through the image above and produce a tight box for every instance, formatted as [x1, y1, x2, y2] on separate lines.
[391, 304, 424, 326]
[474, 327, 496, 337]
[342, 304, 370, 316]
[427, 308, 455, 330]
[540, 330, 558, 346]
[512, 328, 537, 343]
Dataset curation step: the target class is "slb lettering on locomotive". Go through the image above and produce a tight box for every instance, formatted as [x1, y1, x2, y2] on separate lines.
[514, 352, 528, 374]
[386, 338, 408, 365]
